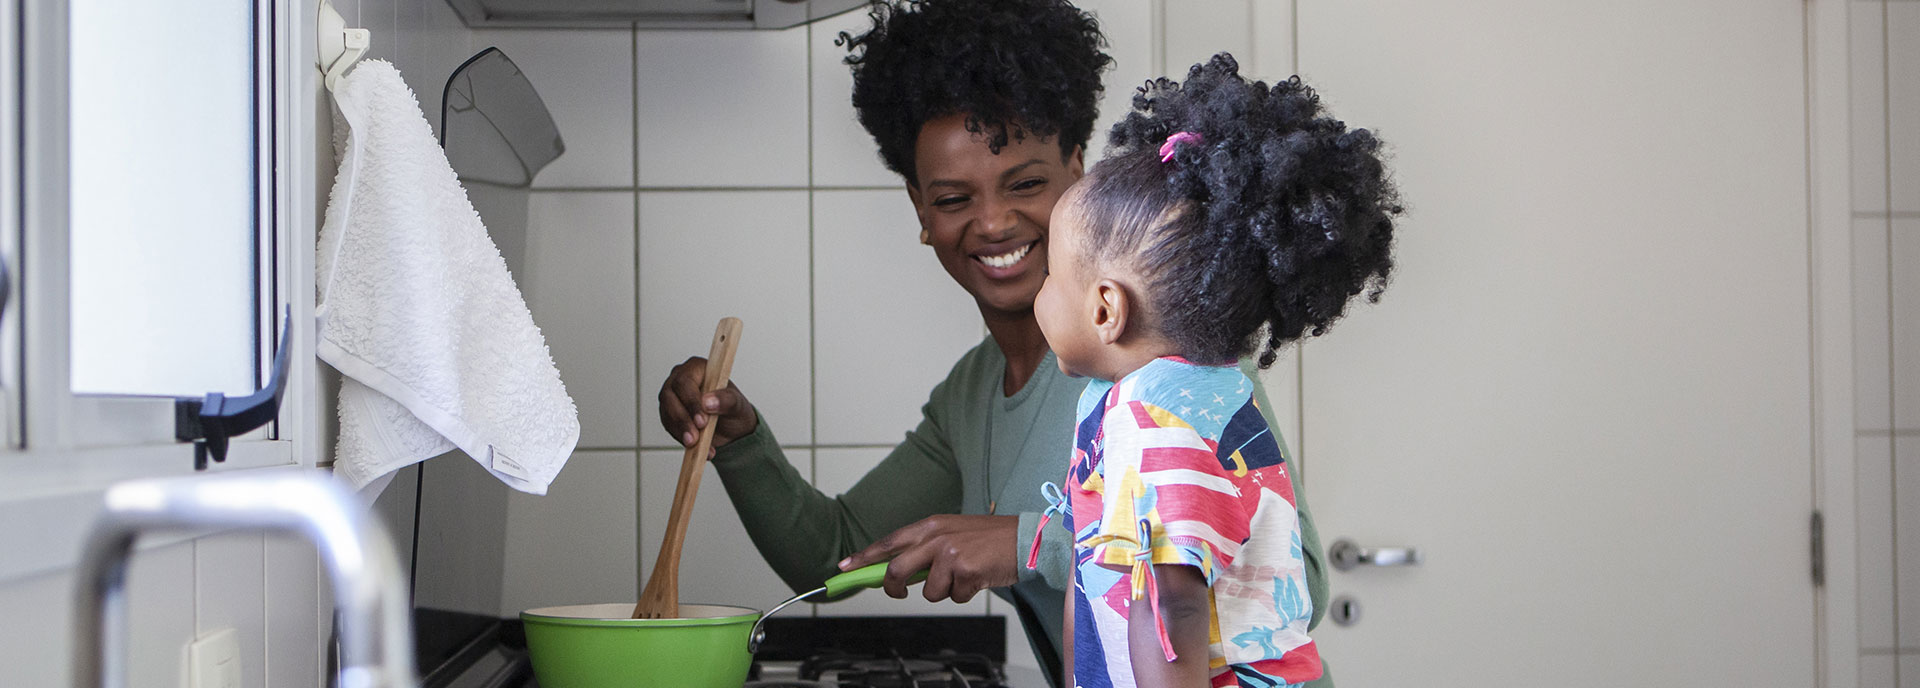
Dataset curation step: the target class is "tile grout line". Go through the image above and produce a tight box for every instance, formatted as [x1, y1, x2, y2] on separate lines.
[527, 185, 899, 193]
[808, 19, 819, 486]
[806, 20, 820, 619]
[1243, 0, 1255, 77]
[1851, 211, 1920, 218]
[1290, 0, 1304, 478]
[1879, 1, 1900, 664]
[1290, 0, 1300, 80]
[630, 21, 646, 592]
[1155, 0, 1167, 77]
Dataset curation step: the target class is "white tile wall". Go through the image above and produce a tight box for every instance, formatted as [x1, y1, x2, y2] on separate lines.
[810, 11, 900, 188]
[127, 543, 195, 688]
[1162, 0, 1253, 81]
[1248, 0, 1298, 82]
[637, 191, 813, 447]
[395, 0, 475, 139]
[500, 450, 640, 614]
[810, 448, 990, 617]
[472, 29, 635, 188]
[1852, 3, 1917, 677]
[264, 533, 322, 688]
[194, 533, 266, 688]
[1861, 435, 1897, 649]
[635, 30, 810, 187]
[637, 448, 805, 610]
[357, 0, 398, 67]
[523, 191, 638, 448]
[0, 569, 68, 685]
[1075, 0, 1155, 161]
[1866, 654, 1897, 688]
[1858, 217, 1894, 431]
[812, 190, 982, 445]
[1889, 2, 1918, 213]
[1851, 2, 1887, 213]
[1893, 219, 1920, 429]
[1899, 436, 1920, 648]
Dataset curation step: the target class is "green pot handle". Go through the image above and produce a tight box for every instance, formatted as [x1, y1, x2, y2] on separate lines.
[823, 562, 931, 598]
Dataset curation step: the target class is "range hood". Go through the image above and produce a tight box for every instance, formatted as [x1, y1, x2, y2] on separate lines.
[443, 0, 870, 29]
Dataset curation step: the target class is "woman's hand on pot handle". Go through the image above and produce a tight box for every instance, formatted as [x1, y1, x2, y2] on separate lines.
[658, 355, 758, 455]
[837, 514, 1021, 604]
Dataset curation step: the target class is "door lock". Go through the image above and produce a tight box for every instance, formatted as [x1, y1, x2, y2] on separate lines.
[1329, 538, 1422, 571]
[1329, 595, 1361, 627]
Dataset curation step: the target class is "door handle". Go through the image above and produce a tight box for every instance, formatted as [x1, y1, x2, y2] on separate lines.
[1329, 538, 1422, 571]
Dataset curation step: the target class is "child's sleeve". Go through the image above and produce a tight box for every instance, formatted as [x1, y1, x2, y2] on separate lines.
[1081, 401, 1251, 662]
[1085, 400, 1250, 583]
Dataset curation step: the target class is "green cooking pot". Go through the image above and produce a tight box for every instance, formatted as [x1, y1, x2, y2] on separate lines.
[521, 603, 757, 688]
[521, 563, 927, 688]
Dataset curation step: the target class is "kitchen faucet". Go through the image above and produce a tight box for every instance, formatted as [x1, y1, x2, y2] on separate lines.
[72, 470, 417, 688]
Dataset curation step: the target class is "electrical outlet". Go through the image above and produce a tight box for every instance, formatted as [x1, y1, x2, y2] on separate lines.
[187, 628, 240, 688]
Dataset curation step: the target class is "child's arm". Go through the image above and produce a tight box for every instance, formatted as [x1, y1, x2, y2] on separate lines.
[1128, 563, 1212, 688]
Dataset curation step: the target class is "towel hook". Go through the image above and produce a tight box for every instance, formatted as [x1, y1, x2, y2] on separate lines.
[317, 0, 371, 93]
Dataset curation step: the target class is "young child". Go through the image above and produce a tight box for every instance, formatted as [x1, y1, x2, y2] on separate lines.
[1029, 53, 1400, 688]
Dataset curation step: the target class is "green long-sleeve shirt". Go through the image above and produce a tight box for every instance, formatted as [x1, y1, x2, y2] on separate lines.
[711, 337, 1330, 687]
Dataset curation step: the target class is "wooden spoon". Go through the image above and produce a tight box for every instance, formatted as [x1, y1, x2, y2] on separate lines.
[633, 317, 743, 619]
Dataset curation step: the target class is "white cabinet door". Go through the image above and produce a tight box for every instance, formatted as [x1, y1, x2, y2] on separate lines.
[1292, 1, 1816, 685]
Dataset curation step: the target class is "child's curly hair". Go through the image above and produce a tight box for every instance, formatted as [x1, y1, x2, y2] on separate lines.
[1077, 53, 1402, 368]
[839, 0, 1112, 185]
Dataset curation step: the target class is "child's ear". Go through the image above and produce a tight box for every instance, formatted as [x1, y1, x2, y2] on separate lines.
[1093, 278, 1131, 346]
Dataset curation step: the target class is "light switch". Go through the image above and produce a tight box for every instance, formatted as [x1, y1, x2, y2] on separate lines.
[187, 628, 240, 688]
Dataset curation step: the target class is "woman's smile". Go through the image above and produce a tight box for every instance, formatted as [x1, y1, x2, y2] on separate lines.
[973, 239, 1039, 273]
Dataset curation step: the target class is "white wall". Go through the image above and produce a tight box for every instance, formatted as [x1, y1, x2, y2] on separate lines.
[1849, 1, 1920, 686]
[0, 530, 326, 688]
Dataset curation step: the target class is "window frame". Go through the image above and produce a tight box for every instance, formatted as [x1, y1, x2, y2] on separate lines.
[20, 0, 285, 454]
[0, 0, 318, 585]
[0, 0, 21, 450]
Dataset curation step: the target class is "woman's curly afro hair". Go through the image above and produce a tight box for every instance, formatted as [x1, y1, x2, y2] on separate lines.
[839, 0, 1112, 184]
[1076, 53, 1402, 368]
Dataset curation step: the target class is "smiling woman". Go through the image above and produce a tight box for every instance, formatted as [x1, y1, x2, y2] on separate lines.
[908, 112, 1081, 329]
[652, 3, 1332, 687]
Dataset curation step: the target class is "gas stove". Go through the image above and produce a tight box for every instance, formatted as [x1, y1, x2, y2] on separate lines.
[745, 616, 1010, 688]
[745, 651, 1008, 688]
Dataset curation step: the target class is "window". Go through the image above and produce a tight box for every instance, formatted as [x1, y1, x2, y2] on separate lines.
[67, 0, 261, 399]
[0, 0, 301, 583]
[15, 0, 283, 455]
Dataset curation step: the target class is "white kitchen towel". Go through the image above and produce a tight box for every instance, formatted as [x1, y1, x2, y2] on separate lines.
[317, 60, 578, 496]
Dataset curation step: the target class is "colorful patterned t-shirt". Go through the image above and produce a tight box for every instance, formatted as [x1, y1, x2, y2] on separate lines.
[1048, 357, 1320, 688]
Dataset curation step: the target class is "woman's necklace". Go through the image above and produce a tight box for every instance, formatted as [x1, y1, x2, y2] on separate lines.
[983, 354, 1054, 516]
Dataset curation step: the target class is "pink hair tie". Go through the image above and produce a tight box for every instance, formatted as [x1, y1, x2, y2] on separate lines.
[1158, 131, 1203, 162]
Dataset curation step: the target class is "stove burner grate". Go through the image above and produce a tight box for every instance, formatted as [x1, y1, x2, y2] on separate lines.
[791, 649, 1007, 688]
